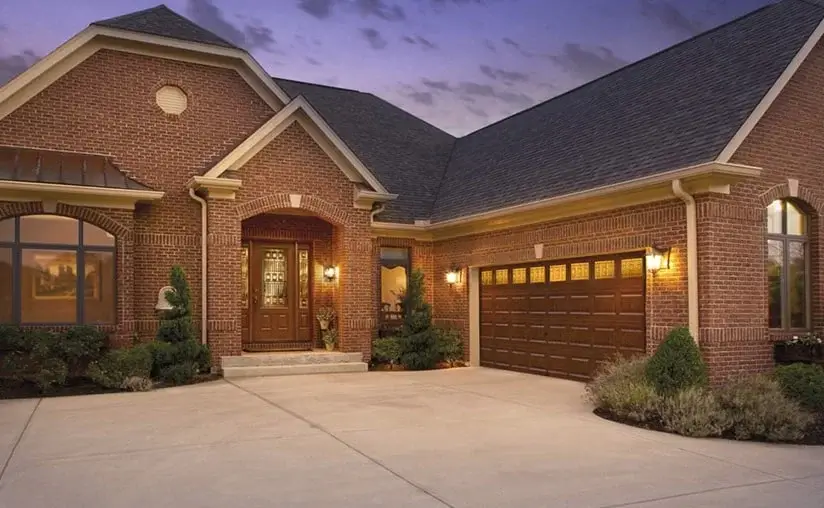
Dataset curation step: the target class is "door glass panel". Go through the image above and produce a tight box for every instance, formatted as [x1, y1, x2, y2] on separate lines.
[299, 249, 309, 309]
[241, 246, 249, 308]
[262, 249, 287, 308]
[767, 239, 783, 328]
[788, 241, 806, 328]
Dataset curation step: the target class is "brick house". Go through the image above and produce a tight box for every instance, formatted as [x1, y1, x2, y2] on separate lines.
[0, 1, 822, 381]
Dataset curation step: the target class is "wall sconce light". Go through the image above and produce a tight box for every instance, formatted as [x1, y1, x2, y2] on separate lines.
[323, 265, 338, 282]
[445, 266, 463, 285]
[646, 246, 671, 274]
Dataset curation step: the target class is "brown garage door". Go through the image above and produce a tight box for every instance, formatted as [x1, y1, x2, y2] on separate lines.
[479, 252, 646, 380]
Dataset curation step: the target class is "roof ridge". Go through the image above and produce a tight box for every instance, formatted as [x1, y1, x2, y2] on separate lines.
[91, 4, 168, 26]
[458, 0, 787, 139]
[274, 76, 366, 95]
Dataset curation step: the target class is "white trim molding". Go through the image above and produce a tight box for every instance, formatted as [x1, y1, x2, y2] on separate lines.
[717, 17, 824, 163]
[0, 180, 164, 210]
[189, 176, 242, 200]
[372, 161, 761, 241]
[0, 25, 290, 122]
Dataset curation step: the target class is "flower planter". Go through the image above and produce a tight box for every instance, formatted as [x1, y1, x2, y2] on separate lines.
[324, 343, 335, 352]
[774, 342, 824, 365]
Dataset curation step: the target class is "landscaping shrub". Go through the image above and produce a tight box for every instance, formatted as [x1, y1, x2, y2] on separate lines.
[659, 387, 730, 438]
[152, 266, 211, 384]
[32, 358, 69, 393]
[87, 344, 153, 390]
[372, 336, 401, 367]
[645, 327, 708, 395]
[436, 327, 463, 365]
[716, 375, 813, 442]
[0, 324, 24, 352]
[397, 270, 439, 370]
[587, 356, 660, 424]
[54, 325, 107, 375]
[121, 376, 153, 392]
[774, 363, 824, 412]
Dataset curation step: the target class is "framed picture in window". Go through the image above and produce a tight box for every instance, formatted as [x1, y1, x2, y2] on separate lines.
[30, 252, 100, 300]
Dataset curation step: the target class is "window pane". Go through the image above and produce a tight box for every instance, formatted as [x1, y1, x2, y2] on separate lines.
[20, 215, 79, 245]
[786, 202, 806, 236]
[83, 251, 115, 324]
[550, 265, 566, 282]
[767, 240, 783, 329]
[594, 260, 615, 279]
[512, 268, 526, 284]
[571, 262, 590, 280]
[621, 258, 643, 278]
[380, 247, 409, 268]
[381, 266, 406, 310]
[241, 246, 249, 309]
[789, 241, 806, 328]
[481, 270, 493, 285]
[262, 248, 287, 308]
[0, 218, 14, 242]
[530, 266, 545, 283]
[495, 269, 508, 285]
[21, 249, 78, 323]
[0, 248, 11, 322]
[83, 222, 115, 246]
[767, 200, 783, 234]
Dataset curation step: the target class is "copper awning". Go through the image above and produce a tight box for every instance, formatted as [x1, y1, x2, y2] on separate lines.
[0, 146, 153, 191]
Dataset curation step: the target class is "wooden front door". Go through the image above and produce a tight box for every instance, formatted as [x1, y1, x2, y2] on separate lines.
[244, 242, 313, 351]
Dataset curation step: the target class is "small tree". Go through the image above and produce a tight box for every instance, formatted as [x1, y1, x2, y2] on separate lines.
[397, 269, 439, 370]
[154, 266, 210, 384]
[645, 327, 708, 395]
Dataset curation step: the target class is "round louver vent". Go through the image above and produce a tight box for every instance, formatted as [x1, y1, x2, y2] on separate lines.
[155, 85, 188, 115]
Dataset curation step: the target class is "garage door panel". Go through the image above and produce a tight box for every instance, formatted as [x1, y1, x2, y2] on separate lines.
[479, 252, 646, 380]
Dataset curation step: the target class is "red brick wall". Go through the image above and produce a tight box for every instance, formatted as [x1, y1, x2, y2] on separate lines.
[698, 39, 824, 381]
[433, 201, 689, 359]
[0, 49, 274, 346]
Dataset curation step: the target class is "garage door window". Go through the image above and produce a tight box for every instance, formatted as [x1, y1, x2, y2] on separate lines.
[550, 265, 566, 282]
[594, 260, 615, 279]
[530, 266, 545, 283]
[621, 258, 643, 278]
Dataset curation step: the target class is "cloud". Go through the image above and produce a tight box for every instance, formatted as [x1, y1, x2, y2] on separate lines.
[479, 65, 529, 83]
[433, 80, 537, 109]
[549, 43, 628, 81]
[421, 79, 453, 91]
[408, 91, 434, 105]
[187, 0, 275, 52]
[360, 28, 388, 49]
[502, 37, 521, 50]
[355, 0, 405, 20]
[0, 49, 39, 86]
[306, 56, 322, 65]
[467, 105, 489, 118]
[484, 39, 496, 52]
[402, 34, 438, 50]
[298, 0, 336, 18]
[639, 0, 704, 35]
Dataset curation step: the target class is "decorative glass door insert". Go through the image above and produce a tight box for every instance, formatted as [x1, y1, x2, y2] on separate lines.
[262, 248, 287, 308]
[298, 248, 309, 309]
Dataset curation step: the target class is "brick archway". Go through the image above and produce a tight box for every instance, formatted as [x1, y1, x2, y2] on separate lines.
[759, 183, 824, 215]
[236, 193, 351, 227]
[0, 201, 132, 239]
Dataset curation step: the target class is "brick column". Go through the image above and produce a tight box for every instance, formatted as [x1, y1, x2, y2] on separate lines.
[206, 198, 242, 363]
[335, 222, 375, 360]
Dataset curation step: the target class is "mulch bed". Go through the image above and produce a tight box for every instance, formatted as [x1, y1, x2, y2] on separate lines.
[370, 362, 467, 372]
[0, 373, 222, 400]
[594, 407, 824, 446]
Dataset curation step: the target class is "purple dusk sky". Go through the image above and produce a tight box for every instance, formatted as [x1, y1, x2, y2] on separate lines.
[0, 0, 772, 135]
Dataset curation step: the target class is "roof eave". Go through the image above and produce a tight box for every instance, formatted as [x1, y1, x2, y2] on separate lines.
[0, 180, 165, 210]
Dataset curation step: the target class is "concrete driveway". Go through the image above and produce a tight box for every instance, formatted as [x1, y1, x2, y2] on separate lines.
[0, 368, 822, 508]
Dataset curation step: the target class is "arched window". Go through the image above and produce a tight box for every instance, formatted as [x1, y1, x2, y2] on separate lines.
[766, 199, 809, 330]
[0, 215, 116, 325]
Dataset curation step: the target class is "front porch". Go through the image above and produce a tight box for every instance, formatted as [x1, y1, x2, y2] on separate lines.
[221, 350, 367, 378]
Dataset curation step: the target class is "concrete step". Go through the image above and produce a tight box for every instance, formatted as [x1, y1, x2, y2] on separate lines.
[222, 351, 363, 368]
[222, 362, 368, 379]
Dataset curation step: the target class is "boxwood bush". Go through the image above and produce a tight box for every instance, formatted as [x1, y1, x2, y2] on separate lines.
[774, 363, 824, 412]
[645, 327, 708, 395]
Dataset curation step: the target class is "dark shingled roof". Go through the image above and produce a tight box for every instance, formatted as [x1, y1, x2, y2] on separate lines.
[0, 146, 154, 191]
[92, 4, 239, 49]
[431, 0, 824, 221]
[274, 78, 456, 223]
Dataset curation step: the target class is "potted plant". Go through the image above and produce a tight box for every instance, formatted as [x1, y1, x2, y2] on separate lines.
[322, 329, 337, 352]
[316, 307, 335, 331]
[774, 333, 824, 365]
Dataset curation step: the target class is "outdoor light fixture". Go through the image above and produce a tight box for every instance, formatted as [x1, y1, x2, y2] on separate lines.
[646, 246, 671, 274]
[445, 267, 462, 284]
[323, 265, 338, 282]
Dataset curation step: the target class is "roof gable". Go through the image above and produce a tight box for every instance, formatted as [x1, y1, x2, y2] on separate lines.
[92, 4, 238, 49]
[430, 0, 824, 221]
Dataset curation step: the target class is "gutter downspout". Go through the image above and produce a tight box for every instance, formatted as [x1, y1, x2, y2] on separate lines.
[671, 179, 699, 342]
[188, 188, 208, 346]
[370, 203, 386, 223]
